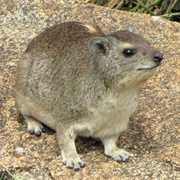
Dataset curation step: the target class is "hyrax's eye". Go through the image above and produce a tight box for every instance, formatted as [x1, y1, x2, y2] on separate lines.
[123, 49, 135, 57]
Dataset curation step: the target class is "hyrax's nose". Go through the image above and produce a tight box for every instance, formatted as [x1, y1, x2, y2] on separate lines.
[153, 51, 163, 63]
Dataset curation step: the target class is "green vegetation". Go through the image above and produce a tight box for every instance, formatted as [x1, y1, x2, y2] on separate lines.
[0, 170, 16, 180]
[85, 0, 180, 21]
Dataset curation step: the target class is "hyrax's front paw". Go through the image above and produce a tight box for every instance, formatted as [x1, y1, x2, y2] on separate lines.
[105, 148, 130, 162]
[62, 153, 85, 170]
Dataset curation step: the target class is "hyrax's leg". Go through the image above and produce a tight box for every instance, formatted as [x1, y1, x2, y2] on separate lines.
[101, 135, 130, 162]
[24, 115, 45, 136]
[56, 122, 85, 170]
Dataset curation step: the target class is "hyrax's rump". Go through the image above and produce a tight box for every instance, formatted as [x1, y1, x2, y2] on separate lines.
[16, 22, 163, 170]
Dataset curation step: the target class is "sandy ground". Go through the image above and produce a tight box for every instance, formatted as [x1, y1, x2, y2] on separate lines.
[0, 0, 179, 179]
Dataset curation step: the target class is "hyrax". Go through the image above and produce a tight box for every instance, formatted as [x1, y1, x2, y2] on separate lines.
[16, 21, 163, 170]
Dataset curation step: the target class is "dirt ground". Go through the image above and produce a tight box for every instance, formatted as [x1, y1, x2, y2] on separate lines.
[0, 0, 179, 179]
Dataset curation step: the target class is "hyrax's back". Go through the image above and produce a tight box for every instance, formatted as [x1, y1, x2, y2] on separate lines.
[26, 22, 104, 58]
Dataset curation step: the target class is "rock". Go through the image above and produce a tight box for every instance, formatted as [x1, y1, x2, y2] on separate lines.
[0, 0, 179, 179]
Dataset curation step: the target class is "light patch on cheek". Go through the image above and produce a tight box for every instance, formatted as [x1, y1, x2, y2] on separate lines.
[84, 24, 98, 34]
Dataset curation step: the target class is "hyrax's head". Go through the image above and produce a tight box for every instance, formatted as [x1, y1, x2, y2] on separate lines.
[88, 30, 163, 88]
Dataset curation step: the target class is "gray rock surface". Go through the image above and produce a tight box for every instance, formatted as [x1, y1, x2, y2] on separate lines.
[0, 0, 179, 179]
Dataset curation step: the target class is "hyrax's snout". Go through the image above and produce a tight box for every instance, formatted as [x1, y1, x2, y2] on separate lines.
[153, 51, 163, 64]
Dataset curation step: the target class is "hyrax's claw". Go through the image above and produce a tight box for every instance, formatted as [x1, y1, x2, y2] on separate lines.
[117, 159, 122, 163]
[79, 161, 85, 168]
[121, 155, 129, 162]
[42, 127, 46, 132]
[74, 164, 80, 171]
[35, 130, 42, 136]
[74, 168, 80, 171]
[67, 165, 73, 169]
[29, 129, 35, 134]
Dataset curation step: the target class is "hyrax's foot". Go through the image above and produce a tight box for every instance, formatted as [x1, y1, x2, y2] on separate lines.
[102, 136, 130, 162]
[62, 152, 85, 170]
[105, 148, 130, 162]
[25, 116, 45, 136]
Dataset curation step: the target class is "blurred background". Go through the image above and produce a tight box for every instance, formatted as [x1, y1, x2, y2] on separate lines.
[85, 0, 180, 22]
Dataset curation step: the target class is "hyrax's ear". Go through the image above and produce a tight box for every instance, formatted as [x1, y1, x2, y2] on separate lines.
[88, 37, 110, 57]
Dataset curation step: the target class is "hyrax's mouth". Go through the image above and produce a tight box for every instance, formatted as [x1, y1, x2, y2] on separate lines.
[136, 63, 161, 71]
